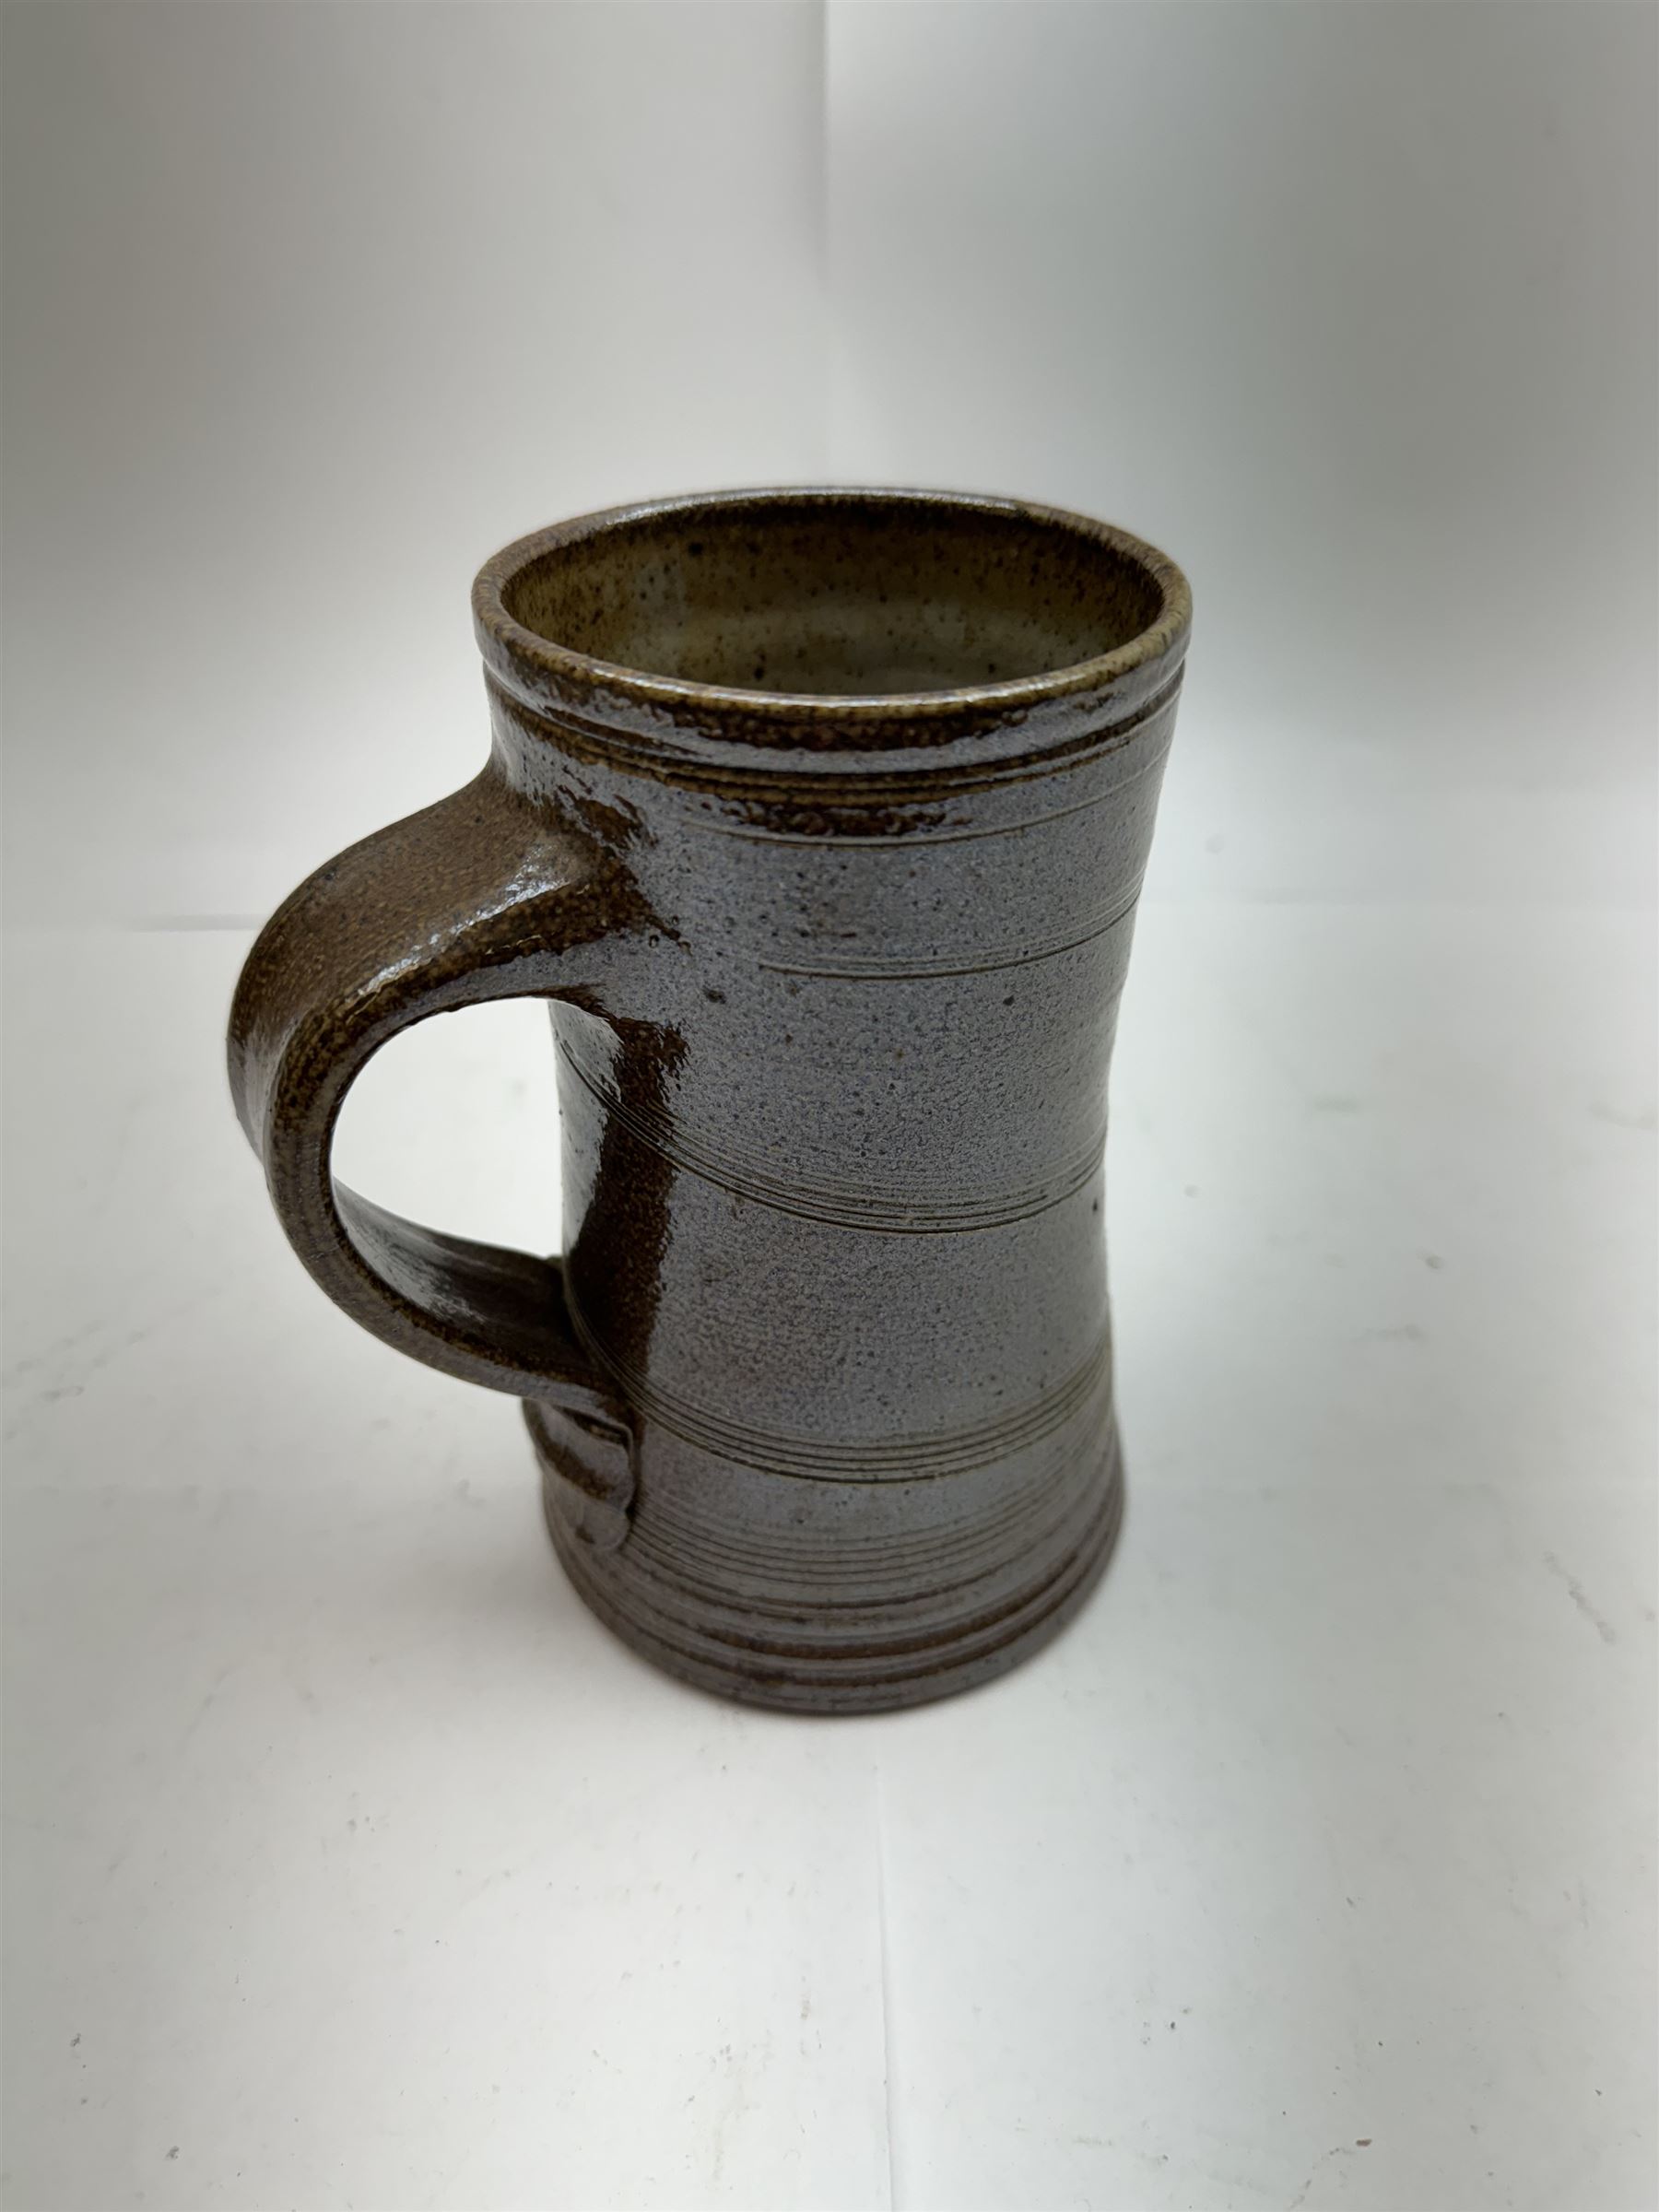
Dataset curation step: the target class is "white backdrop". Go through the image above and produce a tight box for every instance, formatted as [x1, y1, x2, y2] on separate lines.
[5, 3, 1653, 921]
[829, 2, 1656, 908]
[4, 8, 1654, 2211]
[2, 0, 828, 923]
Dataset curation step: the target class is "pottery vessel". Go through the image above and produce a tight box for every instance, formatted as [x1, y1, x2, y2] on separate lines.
[229, 488, 1191, 1711]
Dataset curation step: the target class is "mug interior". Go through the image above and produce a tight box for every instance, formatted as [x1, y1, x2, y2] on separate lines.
[499, 493, 1169, 700]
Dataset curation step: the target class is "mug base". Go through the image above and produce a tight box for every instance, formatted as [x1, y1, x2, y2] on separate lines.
[529, 1413, 1124, 1714]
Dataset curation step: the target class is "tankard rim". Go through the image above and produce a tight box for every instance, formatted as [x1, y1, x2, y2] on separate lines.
[472, 486, 1191, 782]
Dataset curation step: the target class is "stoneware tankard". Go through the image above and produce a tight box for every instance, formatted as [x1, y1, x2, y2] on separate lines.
[229, 488, 1191, 1712]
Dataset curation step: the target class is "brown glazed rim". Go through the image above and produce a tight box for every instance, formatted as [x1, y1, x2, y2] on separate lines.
[472, 488, 1192, 780]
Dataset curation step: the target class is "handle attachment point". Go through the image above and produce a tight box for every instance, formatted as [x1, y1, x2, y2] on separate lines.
[525, 1395, 636, 1553]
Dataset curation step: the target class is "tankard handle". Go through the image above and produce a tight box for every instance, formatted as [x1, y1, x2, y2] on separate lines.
[227, 762, 645, 1472]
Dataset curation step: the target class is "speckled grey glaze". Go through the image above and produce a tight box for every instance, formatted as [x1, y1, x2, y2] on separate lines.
[229, 489, 1191, 1712]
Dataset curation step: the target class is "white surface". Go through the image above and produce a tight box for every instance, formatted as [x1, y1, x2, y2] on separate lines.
[4, 4, 1656, 2206]
[4, 906, 1653, 2212]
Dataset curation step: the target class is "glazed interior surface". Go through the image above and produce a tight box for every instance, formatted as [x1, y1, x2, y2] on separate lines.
[500, 496, 1167, 699]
